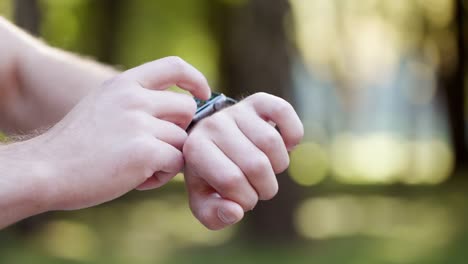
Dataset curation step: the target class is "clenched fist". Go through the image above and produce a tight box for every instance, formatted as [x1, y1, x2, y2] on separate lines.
[183, 92, 304, 230]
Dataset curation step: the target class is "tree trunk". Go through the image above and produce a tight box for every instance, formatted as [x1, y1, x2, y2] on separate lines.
[91, 0, 122, 64]
[444, 0, 467, 171]
[14, 0, 40, 36]
[215, 0, 303, 243]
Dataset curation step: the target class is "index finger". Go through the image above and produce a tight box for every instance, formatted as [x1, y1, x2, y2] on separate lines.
[243, 92, 304, 150]
[122, 56, 211, 100]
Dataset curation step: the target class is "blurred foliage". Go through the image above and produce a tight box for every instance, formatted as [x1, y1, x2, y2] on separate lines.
[0, 0, 11, 18]
[290, 0, 462, 186]
[38, 0, 104, 56]
[38, 0, 220, 84]
[1, 185, 468, 264]
[0, 132, 7, 142]
[0, 0, 468, 263]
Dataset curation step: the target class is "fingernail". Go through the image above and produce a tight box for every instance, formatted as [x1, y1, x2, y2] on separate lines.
[218, 208, 237, 224]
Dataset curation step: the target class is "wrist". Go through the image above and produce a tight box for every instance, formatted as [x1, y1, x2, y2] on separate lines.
[0, 138, 57, 225]
[20, 136, 60, 213]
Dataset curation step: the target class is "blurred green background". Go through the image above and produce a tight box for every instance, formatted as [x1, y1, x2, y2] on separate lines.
[1, 0, 468, 263]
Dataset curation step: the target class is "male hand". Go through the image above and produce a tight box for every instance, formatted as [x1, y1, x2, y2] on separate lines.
[27, 56, 210, 211]
[183, 93, 304, 230]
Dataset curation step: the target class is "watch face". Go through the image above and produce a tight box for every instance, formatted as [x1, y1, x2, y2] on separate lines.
[194, 92, 223, 114]
[187, 92, 237, 131]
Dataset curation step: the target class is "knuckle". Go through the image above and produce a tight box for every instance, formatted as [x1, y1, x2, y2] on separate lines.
[244, 155, 271, 177]
[272, 99, 293, 118]
[102, 74, 132, 91]
[261, 183, 279, 201]
[227, 101, 251, 116]
[196, 73, 209, 87]
[243, 194, 258, 211]
[217, 170, 243, 192]
[295, 122, 305, 144]
[258, 129, 282, 150]
[274, 154, 290, 174]
[110, 88, 143, 108]
[249, 92, 271, 102]
[163, 56, 187, 70]
[187, 94, 198, 112]
[200, 112, 226, 133]
[175, 128, 189, 142]
[285, 122, 304, 149]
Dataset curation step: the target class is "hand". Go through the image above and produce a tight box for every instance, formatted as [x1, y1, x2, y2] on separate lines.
[28, 56, 210, 211]
[183, 92, 304, 230]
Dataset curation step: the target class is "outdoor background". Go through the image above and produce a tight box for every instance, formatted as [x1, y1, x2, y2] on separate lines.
[1, 0, 467, 263]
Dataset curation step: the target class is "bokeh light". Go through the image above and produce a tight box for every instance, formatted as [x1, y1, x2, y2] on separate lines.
[330, 133, 408, 184]
[296, 195, 458, 262]
[34, 220, 99, 261]
[289, 142, 329, 186]
[0, 0, 11, 19]
[403, 140, 454, 184]
[1, 0, 467, 263]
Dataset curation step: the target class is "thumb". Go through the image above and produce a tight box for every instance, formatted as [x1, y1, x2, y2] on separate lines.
[185, 175, 244, 230]
[122, 56, 211, 100]
[191, 192, 244, 230]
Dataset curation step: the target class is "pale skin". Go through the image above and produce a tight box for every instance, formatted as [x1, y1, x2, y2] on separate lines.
[0, 17, 303, 230]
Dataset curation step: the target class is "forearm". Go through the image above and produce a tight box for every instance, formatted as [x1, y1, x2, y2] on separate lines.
[0, 17, 119, 133]
[0, 140, 52, 229]
[15, 44, 119, 131]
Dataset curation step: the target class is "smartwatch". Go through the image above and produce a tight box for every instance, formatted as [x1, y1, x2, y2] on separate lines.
[187, 92, 237, 130]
